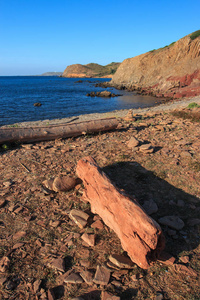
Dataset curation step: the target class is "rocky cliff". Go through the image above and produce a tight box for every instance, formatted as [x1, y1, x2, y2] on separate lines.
[62, 62, 120, 78]
[111, 31, 200, 98]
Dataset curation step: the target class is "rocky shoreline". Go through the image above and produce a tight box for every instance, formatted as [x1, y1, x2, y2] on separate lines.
[1, 95, 200, 128]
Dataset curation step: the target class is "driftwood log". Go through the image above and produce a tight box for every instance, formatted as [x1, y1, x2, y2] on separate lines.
[0, 118, 118, 144]
[76, 157, 165, 269]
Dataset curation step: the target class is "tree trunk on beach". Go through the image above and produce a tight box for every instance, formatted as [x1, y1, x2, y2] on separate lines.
[76, 156, 165, 269]
[0, 118, 118, 144]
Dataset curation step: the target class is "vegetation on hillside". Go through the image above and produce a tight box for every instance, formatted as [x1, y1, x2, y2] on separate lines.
[190, 30, 200, 40]
[63, 62, 120, 77]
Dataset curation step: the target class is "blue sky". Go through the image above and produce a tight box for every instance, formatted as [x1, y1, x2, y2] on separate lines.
[0, 0, 199, 75]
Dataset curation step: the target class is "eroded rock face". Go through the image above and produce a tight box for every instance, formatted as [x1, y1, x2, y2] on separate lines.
[111, 32, 200, 98]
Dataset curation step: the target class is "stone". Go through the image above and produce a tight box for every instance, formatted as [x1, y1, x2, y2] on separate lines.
[187, 218, 200, 226]
[34, 102, 42, 107]
[49, 220, 61, 227]
[99, 91, 112, 97]
[106, 260, 120, 270]
[12, 231, 26, 240]
[81, 232, 96, 246]
[142, 199, 158, 215]
[167, 229, 176, 236]
[80, 270, 94, 285]
[0, 199, 6, 208]
[69, 209, 89, 228]
[63, 272, 84, 284]
[52, 176, 77, 192]
[173, 264, 197, 277]
[124, 110, 135, 121]
[43, 178, 54, 191]
[12, 243, 24, 250]
[0, 256, 10, 272]
[127, 137, 139, 148]
[177, 200, 185, 207]
[156, 293, 164, 300]
[48, 288, 55, 300]
[101, 291, 120, 300]
[158, 216, 185, 230]
[3, 180, 13, 187]
[91, 219, 104, 230]
[179, 256, 190, 263]
[108, 254, 134, 269]
[33, 279, 42, 293]
[80, 260, 90, 268]
[93, 265, 110, 285]
[111, 280, 122, 287]
[158, 251, 175, 265]
[112, 269, 129, 280]
[50, 257, 65, 272]
[131, 274, 138, 281]
[0, 275, 7, 286]
[139, 144, 154, 153]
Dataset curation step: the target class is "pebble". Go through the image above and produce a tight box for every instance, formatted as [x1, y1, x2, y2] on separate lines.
[127, 137, 139, 148]
[33, 279, 42, 293]
[50, 257, 65, 272]
[158, 216, 185, 230]
[173, 264, 197, 277]
[158, 251, 175, 265]
[69, 209, 89, 228]
[63, 272, 84, 284]
[81, 232, 96, 246]
[52, 175, 77, 192]
[80, 270, 94, 285]
[91, 219, 104, 230]
[0, 256, 10, 272]
[12, 231, 26, 240]
[93, 265, 110, 285]
[142, 199, 158, 215]
[3, 180, 13, 187]
[187, 218, 200, 226]
[0, 199, 6, 208]
[156, 292, 164, 300]
[12, 242, 24, 250]
[179, 256, 190, 263]
[108, 254, 134, 269]
[48, 288, 55, 300]
[177, 200, 185, 207]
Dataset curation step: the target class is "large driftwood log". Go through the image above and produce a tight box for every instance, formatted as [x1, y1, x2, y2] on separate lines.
[76, 157, 165, 269]
[0, 118, 118, 144]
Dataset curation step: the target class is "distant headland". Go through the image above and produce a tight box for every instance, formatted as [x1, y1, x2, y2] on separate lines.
[61, 62, 121, 78]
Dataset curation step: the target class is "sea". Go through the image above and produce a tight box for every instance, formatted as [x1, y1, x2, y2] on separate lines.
[0, 76, 162, 126]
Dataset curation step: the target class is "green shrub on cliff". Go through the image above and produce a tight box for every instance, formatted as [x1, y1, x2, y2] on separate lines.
[190, 30, 200, 40]
[187, 102, 200, 109]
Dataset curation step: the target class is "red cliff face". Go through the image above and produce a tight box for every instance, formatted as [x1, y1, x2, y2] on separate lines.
[111, 32, 200, 98]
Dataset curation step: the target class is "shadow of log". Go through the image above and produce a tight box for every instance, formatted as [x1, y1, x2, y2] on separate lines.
[103, 161, 200, 256]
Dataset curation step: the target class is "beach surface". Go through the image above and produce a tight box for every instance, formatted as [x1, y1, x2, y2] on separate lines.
[2, 95, 200, 128]
[0, 93, 200, 299]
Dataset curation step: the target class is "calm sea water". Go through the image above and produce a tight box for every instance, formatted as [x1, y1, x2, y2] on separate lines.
[0, 76, 162, 125]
